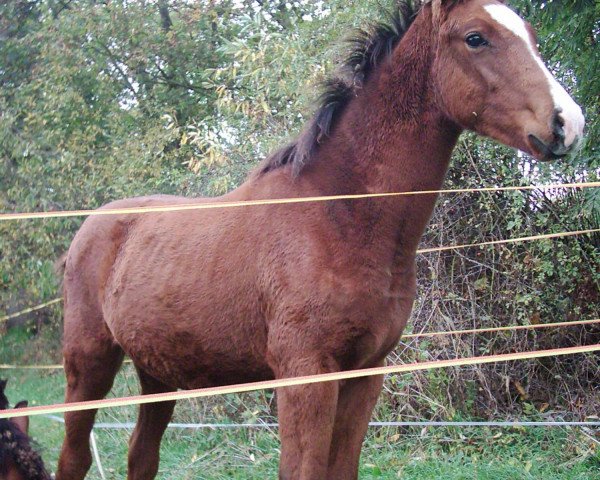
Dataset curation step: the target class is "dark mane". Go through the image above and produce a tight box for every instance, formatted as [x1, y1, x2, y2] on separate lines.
[259, 0, 421, 176]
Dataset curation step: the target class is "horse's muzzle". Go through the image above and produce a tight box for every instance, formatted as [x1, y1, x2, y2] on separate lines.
[528, 109, 582, 161]
[528, 133, 578, 161]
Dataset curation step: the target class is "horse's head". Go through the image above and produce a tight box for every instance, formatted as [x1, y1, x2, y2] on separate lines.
[1, 402, 31, 480]
[0, 378, 50, 480]
[431, 0, 584, 160]
[0, 379, 29, 438]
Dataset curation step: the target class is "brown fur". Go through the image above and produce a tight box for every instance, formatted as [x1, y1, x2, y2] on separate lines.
[56, 1, 582, 479]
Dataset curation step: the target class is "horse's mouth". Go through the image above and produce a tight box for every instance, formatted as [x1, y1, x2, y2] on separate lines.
[527, 134, 572, 161]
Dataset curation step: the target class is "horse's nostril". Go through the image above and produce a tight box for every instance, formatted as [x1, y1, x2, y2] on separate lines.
[552, 109, 566, 142]
[553, 107, 564, 125]
[554, 124, 565, 141]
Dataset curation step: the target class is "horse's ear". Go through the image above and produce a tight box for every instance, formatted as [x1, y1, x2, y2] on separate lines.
[10, 400, 30, 434]
[10, 415, 29, 435]
[428, 0, 466, 26]
[0, 379, 8, 410]
[428, 0, 453, 26]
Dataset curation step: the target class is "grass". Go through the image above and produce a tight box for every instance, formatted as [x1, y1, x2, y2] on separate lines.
[2, 324, 599, 479]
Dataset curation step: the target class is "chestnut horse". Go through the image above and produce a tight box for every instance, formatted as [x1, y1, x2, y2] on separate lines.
[0, 380, 51, 480]
[56, 1, 584, 479]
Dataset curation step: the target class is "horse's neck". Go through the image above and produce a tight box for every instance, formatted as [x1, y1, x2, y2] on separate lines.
[303, 14, 461, 267]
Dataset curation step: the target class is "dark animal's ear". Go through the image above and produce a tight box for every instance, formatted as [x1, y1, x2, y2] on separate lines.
[10, 401, 29, 434]
[10, 413, 29, 435]
[0, 379, 8, 410]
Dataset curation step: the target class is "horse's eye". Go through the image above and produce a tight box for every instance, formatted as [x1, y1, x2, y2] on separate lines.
[465, 33, 488, 48]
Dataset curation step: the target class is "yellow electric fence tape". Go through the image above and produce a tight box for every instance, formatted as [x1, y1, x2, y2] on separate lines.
[2, 343, 599, 419]
[1, 182, 599, 222]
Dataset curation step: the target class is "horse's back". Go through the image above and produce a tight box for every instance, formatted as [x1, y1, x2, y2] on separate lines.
[62, 195, 209, 349]
[64, 194, 200, 291]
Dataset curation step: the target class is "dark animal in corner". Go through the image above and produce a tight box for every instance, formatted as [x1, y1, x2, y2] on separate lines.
[0, 379, 51, 480]
[55, 1, 584, 479]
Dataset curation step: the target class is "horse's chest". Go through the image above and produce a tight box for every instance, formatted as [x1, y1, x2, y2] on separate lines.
[354, 304, 410, 366]
[326, 289, 414, 370]
[300, 268, 416, 368]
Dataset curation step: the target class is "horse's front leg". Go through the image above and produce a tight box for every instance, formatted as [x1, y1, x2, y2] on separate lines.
[274, 355, 339, 480]
[327, 366, 385, 479]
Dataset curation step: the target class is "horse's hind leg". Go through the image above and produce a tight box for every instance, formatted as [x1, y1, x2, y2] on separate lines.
[56, 308, 124, 480]
[127, 369, 176, 480]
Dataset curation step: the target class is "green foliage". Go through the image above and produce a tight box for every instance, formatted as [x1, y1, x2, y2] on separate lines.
[0, 0, 368, 309]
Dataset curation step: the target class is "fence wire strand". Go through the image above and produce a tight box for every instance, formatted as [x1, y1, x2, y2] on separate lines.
[2, 317, 599, 370]
[1, 182, 598, 418]
[41, 414, 600, 430]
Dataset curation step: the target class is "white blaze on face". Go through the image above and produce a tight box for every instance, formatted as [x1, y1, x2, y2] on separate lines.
[484, 3, 585, 148]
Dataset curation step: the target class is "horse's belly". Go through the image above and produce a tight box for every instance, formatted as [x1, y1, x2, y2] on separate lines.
[124, 328, 273, 389]
[106, 301, 272, 389]
[103, 227, 272, 388]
